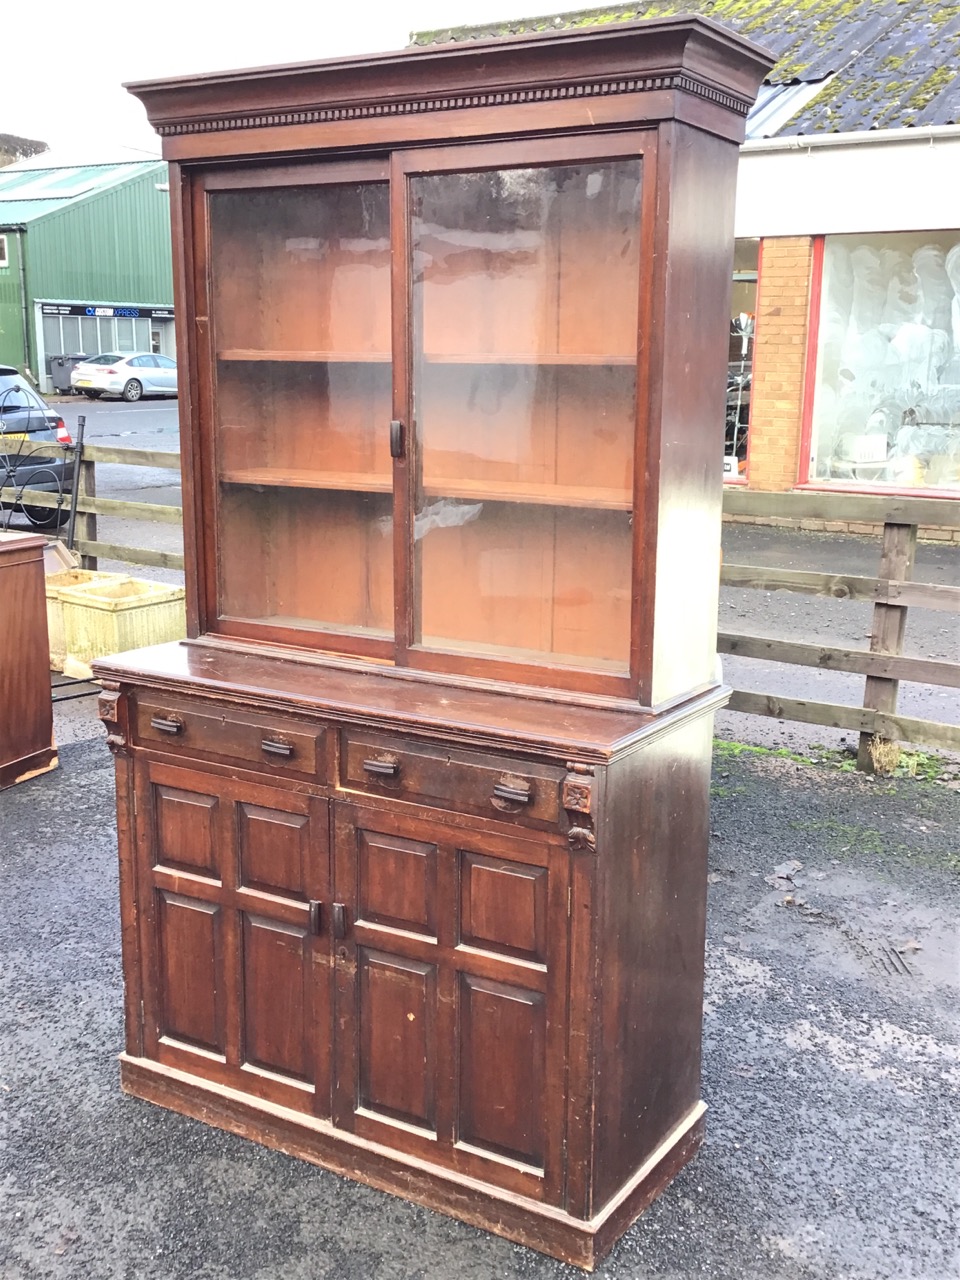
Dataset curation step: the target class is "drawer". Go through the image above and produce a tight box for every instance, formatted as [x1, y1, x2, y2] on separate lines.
[135, 697, 327, 780]
[341, 730, 564, 827]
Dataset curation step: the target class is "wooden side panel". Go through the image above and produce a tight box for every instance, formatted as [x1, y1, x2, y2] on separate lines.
[238, 803, 309, 898]
[0, 533, 56, 788]
[242, 914, 312, 1081]
[648, 123, 739, 706]
[591, 710, 714, 1211]
[358, 949, 437, 1131]
[459, 973, 546, 1168]
[154, 786, 220, 878]
[156, 891, 225, 1052]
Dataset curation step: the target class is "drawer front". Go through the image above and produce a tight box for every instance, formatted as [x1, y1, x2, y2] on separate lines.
[135, 698, 326, 779]
[341, 730, 563, 827]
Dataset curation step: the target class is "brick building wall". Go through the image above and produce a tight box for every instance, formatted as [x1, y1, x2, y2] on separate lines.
[745, 236, 814, 492]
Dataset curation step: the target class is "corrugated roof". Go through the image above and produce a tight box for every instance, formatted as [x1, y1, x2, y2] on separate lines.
[410, 1, 960, 136]
[0, 159, 165, 227]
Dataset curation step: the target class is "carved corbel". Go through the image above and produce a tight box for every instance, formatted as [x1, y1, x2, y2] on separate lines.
[97, 683, 128, 754]
[563, 763, 597, 853]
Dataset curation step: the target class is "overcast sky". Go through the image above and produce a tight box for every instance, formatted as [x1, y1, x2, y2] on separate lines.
[5, 0, 572, 155]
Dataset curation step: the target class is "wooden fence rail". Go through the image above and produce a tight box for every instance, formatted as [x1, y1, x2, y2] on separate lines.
[4, 447, 958, 766]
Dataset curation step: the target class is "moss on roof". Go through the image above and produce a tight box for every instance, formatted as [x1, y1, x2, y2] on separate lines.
[412, 0, 960, 135]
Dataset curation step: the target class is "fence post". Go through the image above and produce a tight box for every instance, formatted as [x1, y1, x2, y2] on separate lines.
[77, 455, 97, 571]
[857, 521, 917, 773]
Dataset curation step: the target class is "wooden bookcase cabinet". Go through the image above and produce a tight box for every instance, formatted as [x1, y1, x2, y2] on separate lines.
[95, 17, 772, 1271]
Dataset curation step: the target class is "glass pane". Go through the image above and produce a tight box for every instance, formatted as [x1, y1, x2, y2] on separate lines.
[61, 316, 80, 352]
[42, 314, 61, 358]
[209, 181, 393, 637]
[116, 318, 136, 352]
[80, 316, 98, 353]
[135, 317, 151, 351]
[411, 160, 641, 672]
[810, 231, 960, 491]
[726, 238, 759, 481]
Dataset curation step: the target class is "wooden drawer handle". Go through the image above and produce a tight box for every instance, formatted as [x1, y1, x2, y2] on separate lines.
[261, 738, 294, 758]
[362, 757, 400, 778]
[493, 779, 533, 805]
[150, 715, 183, 736]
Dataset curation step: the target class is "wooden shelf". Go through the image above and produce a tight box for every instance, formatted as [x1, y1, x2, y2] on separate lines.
[219, 350, 390, 363]
[422, 477, 631, 510]
[218, 350, 635, 367]
[422, 352, 635, 366]
[221, 468, 392, 493]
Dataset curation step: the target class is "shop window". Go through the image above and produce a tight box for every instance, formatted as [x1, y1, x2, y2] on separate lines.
[808, 232, 960, 491]
[726, 239, 758, 481]
[0, 235, 8, 268]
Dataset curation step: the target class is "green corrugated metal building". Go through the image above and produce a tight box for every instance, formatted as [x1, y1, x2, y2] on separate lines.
[0, 157, 174, 389]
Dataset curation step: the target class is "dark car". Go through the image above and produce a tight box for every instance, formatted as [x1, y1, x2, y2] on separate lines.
[0, 366, 74, 528]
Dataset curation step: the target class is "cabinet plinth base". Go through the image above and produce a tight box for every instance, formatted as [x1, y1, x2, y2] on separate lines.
[119, 1054, 705, 1270]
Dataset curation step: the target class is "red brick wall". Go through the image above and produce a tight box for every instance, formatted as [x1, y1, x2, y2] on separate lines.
[746, 236, 814, 492]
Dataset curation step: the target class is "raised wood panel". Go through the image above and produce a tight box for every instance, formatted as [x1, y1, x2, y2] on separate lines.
[154, 786, 219, 879]
[459, 973, 546, 1169]
[358, 829, 437, 937]
[358, 949, 437, 1131]
[460, 852, 547, 964]
[238, 803, 309, 899]
[156, 891, 225, 1053]
[241, 914, 311, 1082]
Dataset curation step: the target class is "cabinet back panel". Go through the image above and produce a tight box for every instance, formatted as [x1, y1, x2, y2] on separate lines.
[218, 488, 393, 637]
[418, 505, 630, 669]
[209, 184, 390, 355]
[217, 361, 391, 478]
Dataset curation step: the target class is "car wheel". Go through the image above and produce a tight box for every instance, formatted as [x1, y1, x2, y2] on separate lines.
[82, 389, 103, 399]
[122, 379, 143, 402]
[21, 503, 70, 529]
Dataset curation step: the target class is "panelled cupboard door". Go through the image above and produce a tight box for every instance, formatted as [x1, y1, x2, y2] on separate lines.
[135, 758, 332, 1116]
[332, 803, 570, 1205]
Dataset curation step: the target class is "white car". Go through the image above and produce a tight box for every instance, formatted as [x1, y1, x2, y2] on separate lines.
[70, 352, 178, 402]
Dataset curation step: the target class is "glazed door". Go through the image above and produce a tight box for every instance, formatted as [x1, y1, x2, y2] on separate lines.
[400, 133, 651, 694]
[331, 802, 570, 1205]
[199, 160, 394, 658]
[135, 758, 332, 1116]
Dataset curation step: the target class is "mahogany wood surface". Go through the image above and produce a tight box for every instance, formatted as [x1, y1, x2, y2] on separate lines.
[106, 16, 774, 1268]
[0, 532, 57, 789]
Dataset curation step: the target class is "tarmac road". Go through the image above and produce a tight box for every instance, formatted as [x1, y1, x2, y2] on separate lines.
[1, 697, 957, 1279]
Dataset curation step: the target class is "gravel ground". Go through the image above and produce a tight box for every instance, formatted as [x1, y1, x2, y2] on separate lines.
[1, 699, 958, 1280]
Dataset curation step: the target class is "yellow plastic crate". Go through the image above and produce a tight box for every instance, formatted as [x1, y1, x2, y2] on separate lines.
[45, 569, 125, 671]
[58, 577, 186, 678]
